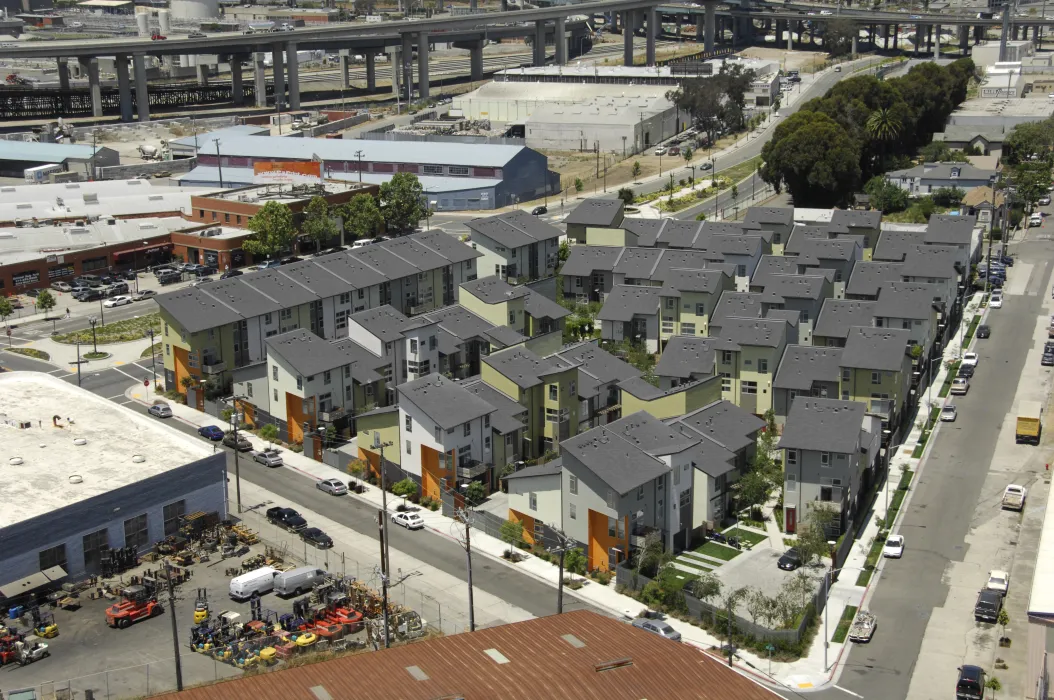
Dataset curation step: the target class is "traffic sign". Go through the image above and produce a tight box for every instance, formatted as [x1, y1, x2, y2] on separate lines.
[144, 379, 149, 386]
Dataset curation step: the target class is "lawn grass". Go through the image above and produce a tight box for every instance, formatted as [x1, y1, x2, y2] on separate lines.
[856, 469, 914, 586]
[673, 557, 714, 573]
[911, 407, 942, 458]
[963, 314, 981, 346]
[141, 342, 161, 359]
[693, 540, 742, 561]
[53, 313, 161, 345]
[3, 347, 50, 361]
[832, 605, 859, 643]
[658, 566, 699, 589]
[716, 155, 762, 188]
[83, 351, 110, 360]
[725, 527, 767, 546]
[938, 361, 962, 398]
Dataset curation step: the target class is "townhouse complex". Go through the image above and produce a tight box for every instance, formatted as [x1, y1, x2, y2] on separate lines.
[154, 198, 981, 573]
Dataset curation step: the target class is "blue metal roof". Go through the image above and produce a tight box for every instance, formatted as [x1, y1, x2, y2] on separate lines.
[177, 166, 502, 193]
[170, 125, 270, 149]
[0, 140, 101, 162]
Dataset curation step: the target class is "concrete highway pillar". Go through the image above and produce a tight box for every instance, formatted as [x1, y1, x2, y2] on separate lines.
[675, 16, 681, 37]
[646, 8, 657, 65]
[852, 33, 858, 56]
[231, 56, 244, 106]
[500, 0, 507, 11]
[253, 52, 267, 108]
[974, 24, 982, 44]
[884, 24, 889, 50]
[788, 21, 794, 49]
[470, 39, 484, 80]
[286, 42, 300, 110]
[893, 24, 898, 50]
[470, 0, 476, 9]
[57, 57, 70, 90]
[196, 63, 209, 86]
[115, 54, 132, 122]
[555, 16, 567, 65]
[390, 47, 400, 97]
[933, 24, 940, 58]
[272, 44, 285, 110]
[533, 20, 546, 66]
[704, 1, 715, 51]
[695, 15, 704, 44]
[416, 32, 429, 98]
[339, 51, 351, 89]
[401, 33, 413, 101]
[623, 10, 634, 65]
[366, 52, 376, 90]
[132, 54, 149, 122]
[81, 58, 102, 118]
[960, 25, 969, 55]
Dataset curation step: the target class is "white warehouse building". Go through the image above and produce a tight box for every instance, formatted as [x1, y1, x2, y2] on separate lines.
[0, 373, 228, 597]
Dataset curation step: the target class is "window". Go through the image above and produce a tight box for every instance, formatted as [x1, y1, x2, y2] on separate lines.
[682, 322, 696, 335]
[406, 440, 412, 455]
[569, 475, 578, 495]
[820, 451, 830, 466]
[449, 165, 469, 176]
[902, 320, 911, 330]
[39, 544, 67, 573]
[410, 339, 418, 354]
[509, 311, 516, 325]
[758, 359, 768, 374]
[323, 370, 331, 385]
[123, 513, 149, 550]
[673, 466, 680, 485]
[665, 297, 674, 309]
[296, 375, 303, 390]
[224, 213, 231, 223]
[741, 381, 757, 395]
[529, 492, 538, 511]
[484, 436, 490, 449]
[637, 485, 644, 500]
[722, 350, 733, 364]
[786, 474, 797, 492]
[607, 490, 618, 509]
[163, 500, 186, 536]
[423, 164, 444, 175]
[247, 382, 253, 398]
[787, 449, 797, 466]
[435, 426, 442, 442]
[280, 308, 292, 321]
[871, 371, 881, 385]
[549, 384, 558, 401]
[166, 344, 170, 355]
[569, 503, 577, 520]
[335, 309, 349, 331]
[720, 372, 731, 392]
[464, 422, 471, 437]
[679, 489, 690, 508]
[273, 388, 278, 401]
[358, 289, 365, 300]
[608, 517, 618, 537]
[405, 414, 412, 432]
[737, 265, 747, 276]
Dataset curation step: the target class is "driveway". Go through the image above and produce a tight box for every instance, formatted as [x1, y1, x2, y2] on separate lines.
[717, 547, 827, 601]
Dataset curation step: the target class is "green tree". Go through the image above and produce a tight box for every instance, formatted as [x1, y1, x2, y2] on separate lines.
[686, 571, 722, 607]
[342, 193, 383, 241]
[392, 477, 418, 499]
[465, 480, 486, 506]
[797, 504, 839, 565]
[301, 195, 337, 251]
[667, 62, 757, 147]
[259, 423, 279, 447]
[379, 172, 425, 232]
[733, 470, 770, 520]
[36, 289, 56, 317]
[1003, 116, 1054, 165]
[631, 161, 642, 179]
[499, 518, 524, 555]
[243, 200, 296, 260]
[864, 176, 909, 213]
[918, 140, 970, 163]
[771, 93, 782, 114]
[1011, 161, 1053, 209]
[574, 177, 584, 192]
[823, 18, 858, 56]
[931, 186, 967, 207]
[563, 547, 586, 575]
[617, 187, 635, 204]
[997, 607, 1011, 641]
[0, 296, 11, 327]
[682, 146, 693, 164]
[760, 111, 862, 207]
[985, 676, 1002, 699]
[783, 571, 814, 610]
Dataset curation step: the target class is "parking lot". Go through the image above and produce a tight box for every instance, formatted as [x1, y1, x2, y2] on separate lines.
[713, 545, 828, 601]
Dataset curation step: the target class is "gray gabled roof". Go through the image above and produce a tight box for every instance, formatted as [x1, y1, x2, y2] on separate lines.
[349, 305, 410, 343]
[875, 281, 943, 320]
[900, 244, 961, 280]
[779, 398, 864, 454]
[661, 267, 731, 294]
[461, 378, 527, 435]
[503, 460, 563, 481]
[924, 214, 977, 246]
[613, 248, 663, 279]
[759, 274, 829, 301]
[773, 345, 843, 391]
[887, 161, 996, 181]
[814, 299, 877, 340]
[795, 237, 860, 263]
[467, 209, 562, 249]
[655, 336, 717, 380]
[873, 228, 925, 262]
[751, 255, 804, 289]
[565, 198, 625, 227]
[397, 372, 496, 431]
[743, 206, 794, 228]
[713, 316, 788, 348]
[482, 346, 559, 388]
[549, 340, 641, 386]
[597, 285, 663, 322]
[422, 304, 494, 344]
[560, 245, 624, 277]
[242, 269, 318, 308]
[840, 326, 910, 372]
[155, 286, 242, 334]
[829, 209, 882, 233]
[266, 328, 365, 380]
[846, 261, 904, 298]
[484, 325, 528, 348]
[523, 289, 571, 321]
[460, 275, 529, 304]
[670, 400, 765, 454]
[561, 422, 670, 495]
[712, 291, 767, 325]
[783, 224, 832, 255]
[194, 275, 286, 318]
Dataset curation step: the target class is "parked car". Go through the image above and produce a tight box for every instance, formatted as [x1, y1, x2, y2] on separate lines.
[120, 270, 138, 281]
[989, 294, 1003, 309]
[882, 534, 905, 558]
[957, 363, 975, 379]
[950, 377, 970, 395]
[976, 325, 991, 339]
[631, 617, 682, 642]
[777, 548, 802, 571]
[1000, 255, 1015, 266]
[219, 269, 243, 279]
[392, 511, 426, 530]
[974, 589, 1002, 623]
[941, 404, 958, 422]
[103, 295, 132, 308]
[74, 288, 106, 302]
[266, 506, 306, 532]
[132, 289, 156, 301]
[197, 425, 224, 441]
[157, 271, 181, 285]
[960, 352, 979, 367]
[253, 449, 283, 467]
[956, 665, 986, 700]
[653, 147, 668, 156]
[222, 432, 253, 451]
[1043, 351, 1054, 367]
[257, 259, 282, 269]
[531, 206, 547, 216]
[1041, 196, 1051, 205]
[316, 478, 348, 496]
[148, 404, 173, 418]
[51, 281, 71, 292]
[188, 31, 207, 38]
[300, 527, 333, 548]
[985, 569, 1010, 595]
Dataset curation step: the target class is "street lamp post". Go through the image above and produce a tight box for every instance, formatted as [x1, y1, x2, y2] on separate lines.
[88, 316, 98, 354]
[98, 297, 105, 326]
[147, 328, 158, 387]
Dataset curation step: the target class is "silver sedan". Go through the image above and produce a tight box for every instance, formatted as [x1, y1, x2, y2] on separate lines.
[316, 478, 348, 496]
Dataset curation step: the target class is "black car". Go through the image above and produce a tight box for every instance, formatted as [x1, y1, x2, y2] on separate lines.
[1045, 341, 1054, 353]
[989, 276, 1004, 289]
[74, 288, 106, 302]
[956, 665, 986, 700]
[25, 289, 39, 298]
[974, 589, 1002, 622]
[976, 325, 991, 339]
[120, 270, 138, 281]
[1000, 255, 1015, 267]
[957, 363, 975, 378]
[222, 432, 253, 451]
[300, 527, 333, 549]
[266, 506, 307, 532]
[1043, 352, 1054, 367]
[777, 548, 802, 571]
[219, 269, 243, 279]
[531, 206, 548, 216]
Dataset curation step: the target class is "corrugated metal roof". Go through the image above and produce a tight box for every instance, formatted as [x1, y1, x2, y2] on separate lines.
[178, 166, 503, 194]
[0, 140, 101, 162]
[213, 136, 524, 168]
[157, 611, 779, 700]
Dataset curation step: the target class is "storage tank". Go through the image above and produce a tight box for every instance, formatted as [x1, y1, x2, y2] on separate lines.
[135, 7, 149, 37]
[158, 8, 171, 34]
[169, 0, 219, 20]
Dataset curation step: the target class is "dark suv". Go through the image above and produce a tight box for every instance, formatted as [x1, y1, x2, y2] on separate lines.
[956, 665, 986, 699]
[266, 506, 307, 532]
[974, 589, 1002, 622]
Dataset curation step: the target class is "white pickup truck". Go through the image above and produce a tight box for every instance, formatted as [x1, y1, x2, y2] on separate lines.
[1002, 484, 1027, 511]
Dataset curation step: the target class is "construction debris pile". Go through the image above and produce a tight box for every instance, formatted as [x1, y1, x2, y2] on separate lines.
[390, 117, 498, 137]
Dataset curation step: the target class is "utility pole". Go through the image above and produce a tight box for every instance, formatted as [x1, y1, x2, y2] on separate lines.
[727, 597, 734, 667]
[229, 395, 247, 513]
[373, 433, 393, 575]
[355, 149, 364, 183]
[213, 138, 223, 189]
[377, 508, 391, 648]
[454, 508, 476, 632]
[547, 527, 575, 614]
[165, 564, 183, 691]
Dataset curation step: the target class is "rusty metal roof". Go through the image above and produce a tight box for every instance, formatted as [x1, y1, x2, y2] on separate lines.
[159, 611, 780, 700]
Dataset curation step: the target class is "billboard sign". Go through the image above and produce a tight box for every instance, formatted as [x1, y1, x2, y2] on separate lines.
[253, 161, 323, 185]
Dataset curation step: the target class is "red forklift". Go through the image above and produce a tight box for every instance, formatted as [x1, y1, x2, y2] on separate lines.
[106, 585, 164, 628]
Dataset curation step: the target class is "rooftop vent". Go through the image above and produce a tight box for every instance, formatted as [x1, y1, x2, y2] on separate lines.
[594, 658, 633, 673]
[69, 474, 82, 484]
[483, 649, 510, 665]
[9, 457, 24, 465]
[406, 665, 430, 681]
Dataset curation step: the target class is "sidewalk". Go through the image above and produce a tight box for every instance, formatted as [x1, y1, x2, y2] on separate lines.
[118, 289, 983, 693]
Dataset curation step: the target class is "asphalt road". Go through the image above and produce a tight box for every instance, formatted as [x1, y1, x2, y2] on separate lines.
[0, 354, 608, 623]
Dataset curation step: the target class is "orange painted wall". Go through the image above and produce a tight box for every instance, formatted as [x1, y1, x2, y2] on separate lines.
[285, 393, 314, 444]
[508, 509, 537, 546]
[587, 509, 629, 573]
[420, 445, 453, 501]
[172, 347, 198, 392]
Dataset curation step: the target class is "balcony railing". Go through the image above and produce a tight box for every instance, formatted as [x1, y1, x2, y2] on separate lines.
[456, 459, 489, 480]
[867, 399, 894, 420]
[319, 407, 345, 423]
[201, 360, 226, 375]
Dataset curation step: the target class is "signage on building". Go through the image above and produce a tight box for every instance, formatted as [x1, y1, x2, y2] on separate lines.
[253, 161, 323, 185]
[12, 270, 40, 286]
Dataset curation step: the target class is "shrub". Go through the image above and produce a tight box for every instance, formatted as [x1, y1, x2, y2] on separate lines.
[392, 478, 418, 499]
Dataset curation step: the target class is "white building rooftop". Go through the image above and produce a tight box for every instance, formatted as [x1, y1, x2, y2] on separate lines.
[0, 179, 218, 223]
[0, 215, 188, 265]
[0, 372, 214, 530]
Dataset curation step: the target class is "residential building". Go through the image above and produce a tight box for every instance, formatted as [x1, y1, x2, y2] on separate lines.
[458, 276, 568, 356]
[750, 254, 807, 292]
[872, 227, 924, 263]
[564, 198, 625, 244]
[617, 374, 723, 420]
[932, 125, 1008, 158]
[845, 261, 904, 301]
[874, 281, 943, 359]
[885, 161, 998, 196]
[461, 378, 530, 471]
[654, 335, 718, 390]
[812, 299, 878, 347]
[924, 213, 981, 264]
[547, 340, 641, 430]
[755, 273, 834, 345]
[779, 398, 882, 535]
[900, 244, 965, 310]
[597, 285, 666, 353]
[743, 206, 794, 251]
[466, 210, 562, 284]
[709, 316, 797, 415]
[839, 326, 913, 440]
[961, 185, 1006, 234]
[828, 209, 881, 258]
[794, 238, 861, 296]
[506, 460, 564, 546]
[772, 345, 843, 422]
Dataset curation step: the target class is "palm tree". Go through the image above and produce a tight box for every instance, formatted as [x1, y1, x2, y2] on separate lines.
[865, 108, 902, 171]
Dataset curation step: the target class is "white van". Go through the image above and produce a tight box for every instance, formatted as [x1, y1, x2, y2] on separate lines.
[273, 566, 326, 597]
[229, 566, 278, 600]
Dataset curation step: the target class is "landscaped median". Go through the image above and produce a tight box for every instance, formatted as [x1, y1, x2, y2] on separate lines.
[3, 347, 50, 361]
[856, 469, 915, 586]
[911, 407, 942, 458]
[831, 605, 859, 643]
[52, 313, 161, 345]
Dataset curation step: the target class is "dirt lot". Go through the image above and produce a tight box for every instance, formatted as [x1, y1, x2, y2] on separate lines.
[740, 46, 829, 73]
